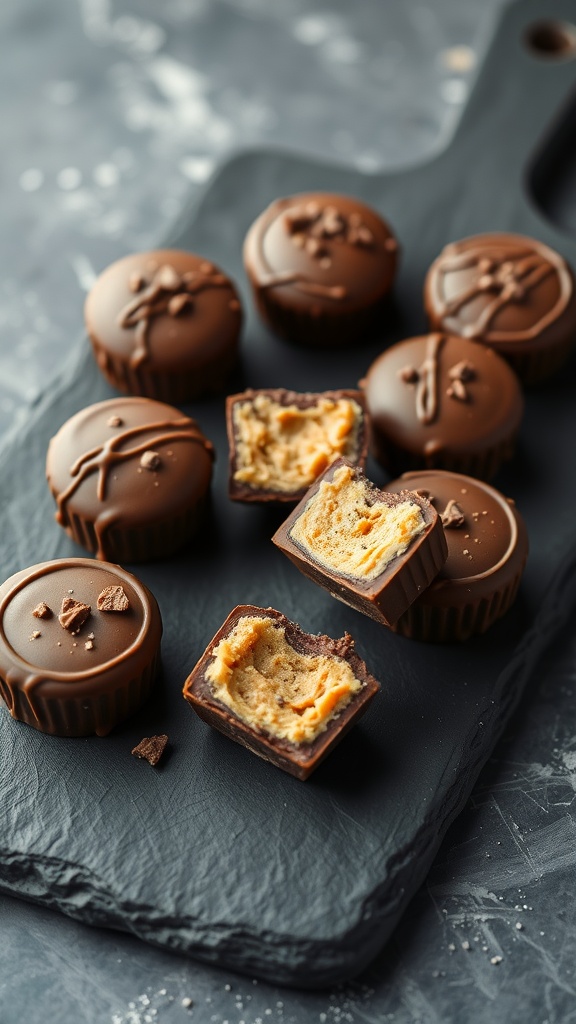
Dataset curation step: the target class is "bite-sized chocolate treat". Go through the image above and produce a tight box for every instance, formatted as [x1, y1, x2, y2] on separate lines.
[385, 470, 529, 642]
[0, 558, 162, 737]
[424, 233, 576, 384]
[182, 605, 380, 780]
[243, 192, 398, 347]
[46, 396, 214, 563]
[85, 249, 242, 402]
[272, 459, 447, 627]
[362, 332, 523, 479]
[226, 388, 369, 503]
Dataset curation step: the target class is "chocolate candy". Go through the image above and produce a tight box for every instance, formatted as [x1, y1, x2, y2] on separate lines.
[226, 388, 369, 503]
[424, 233, 576, 384]
[362, 332, 524, 479]
[272, 458, 448, 626]
[0, 558, 162, 736]
[46, 396, 214, 563]
[182, 605, 380, 780]
[85, 249, 243, 402]
[243, 192, 398, 347]
[385, 470, 529, 642]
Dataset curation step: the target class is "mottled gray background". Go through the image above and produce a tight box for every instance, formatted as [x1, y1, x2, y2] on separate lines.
[2, 1, 576, 1022]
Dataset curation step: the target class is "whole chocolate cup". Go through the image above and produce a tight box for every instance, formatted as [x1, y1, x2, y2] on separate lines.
[182, 605, 380, 781]
[385, 470, 529, 642]
[226, 387, 369, 503]
[0, 558, 162, 737]
[424, 233, 576, 385]
[46, 396, 214, 563]
[85, 249, 242, 402]
[362, 332, 524, 480]
[272, 458, 448, 627]
[243, 192, 398, 348]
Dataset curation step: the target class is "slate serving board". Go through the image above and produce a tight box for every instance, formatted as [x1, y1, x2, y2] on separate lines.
[2, 0, 576, 988]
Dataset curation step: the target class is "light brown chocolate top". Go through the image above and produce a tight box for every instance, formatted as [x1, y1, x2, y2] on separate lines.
[85, 249, 242, 371]
[244, 192, 398, 313]
[0, 558, 162, 713]
[425, 233, 576, 349]
[46, 396, 214, 560]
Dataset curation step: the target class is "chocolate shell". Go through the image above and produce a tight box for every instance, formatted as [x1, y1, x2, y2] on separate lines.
[385, 470, 529, 642]
[85, 249, 242, 402]
[183, 605, 380, 780]
[226, 387, 369, 503]
[243, 192, 398, 347]
[362, 332, 524, 479]
[424, 233, 576, 384]
[46, 396, 214, 563]
[0, 558, 162, 736]
[272, 458, 448, 627]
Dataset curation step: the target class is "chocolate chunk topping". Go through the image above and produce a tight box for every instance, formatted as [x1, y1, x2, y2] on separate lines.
[446, 378, 469, 402]
[59, 597, 91, 633]
[155, 264, 181, 291]
[128, 271, 144, 293]
[167, 293, 192, 317]
[132, 734, 168, 766]
[97, 585, 130, 612]
[441, 499, 466, 529]
[107, 415, 124, 428]
[140, 450, 161, 471]
[32, 602, 52, 619]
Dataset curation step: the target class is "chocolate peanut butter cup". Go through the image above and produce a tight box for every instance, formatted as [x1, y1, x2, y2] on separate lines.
[0, 558, 162, 736]
[385, 470, 529, 642]
[85, 249, 242, 402]
[46, 396, 214, 563]
[424, 233, 576, 384]
[226, 387, 369, 503]
[362, 332, 524, 479]
[183, 605, 380, 780]
[243, 192, 398, 347]
[272, 458, 448, 627]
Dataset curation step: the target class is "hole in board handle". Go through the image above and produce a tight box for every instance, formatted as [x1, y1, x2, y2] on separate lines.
[524, 20, 576, 60]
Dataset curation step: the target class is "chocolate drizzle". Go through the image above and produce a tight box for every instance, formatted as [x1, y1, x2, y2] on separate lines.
[398, 333, 444, 425]
[436, 248, 557, 340]
[55, 417, 213, 560]
[398, 336, 480, 423]
[118, 262, 229, 368]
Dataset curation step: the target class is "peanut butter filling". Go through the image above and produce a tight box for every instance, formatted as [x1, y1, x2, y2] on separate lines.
[233, 394, 361, 492]
[205, 615, 362, 745]
[290, 464, 426, 580]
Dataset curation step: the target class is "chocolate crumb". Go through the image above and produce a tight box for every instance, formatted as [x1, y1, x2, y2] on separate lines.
[128, 270, 144, 293]
[399, 365, 418, 384]
[59, 597, 91, 634]
[168, 293, 191, 317]
[132, 734, 168, 766]
[449, 360, 475, 382]
[447, 377, 468, 401]
[32, 602, 52, 619]
[85, 640, 94, 651]
[155, 264, 181, 291]
[140, 450, 161, 471]
[97, 585, 130, 613]
[29, 630, 41, 640]
[441, 499, 466, 529]
[107, 415, 124, 427]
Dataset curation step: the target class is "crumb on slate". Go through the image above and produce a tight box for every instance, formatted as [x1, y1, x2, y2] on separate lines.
[132, 735, 168, 766]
